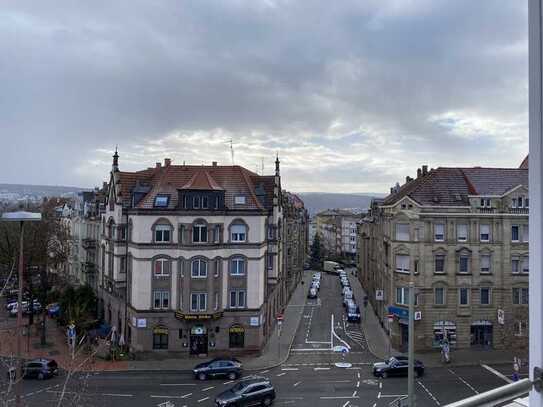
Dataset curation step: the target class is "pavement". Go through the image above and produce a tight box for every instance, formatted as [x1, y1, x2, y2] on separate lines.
[0, 268, 530, 407]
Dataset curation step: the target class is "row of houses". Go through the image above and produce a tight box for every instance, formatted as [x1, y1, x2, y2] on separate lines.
[357, 160, 529, 351]
[313, 209, 362, 260]
[65, 152, 308, 355]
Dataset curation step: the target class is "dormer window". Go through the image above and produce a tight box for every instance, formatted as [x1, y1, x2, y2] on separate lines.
[518, 197, 523, 208]
[234, 195, 246, 205]
[480, 198, 491, 208]
[193, 196, 200, 209]
[202, 196, 208, 209]
[154, 195, 170, 208]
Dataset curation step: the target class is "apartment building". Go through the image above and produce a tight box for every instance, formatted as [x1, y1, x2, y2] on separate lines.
[315, 209, 361, 259]
[358, 164, 529, 351]
[97, 151, 306, 355]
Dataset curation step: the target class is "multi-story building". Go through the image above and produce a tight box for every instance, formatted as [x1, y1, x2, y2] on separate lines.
[97, 151, 306, 355]
[315, 209, 361, 259]
[358, 164, 529, 352]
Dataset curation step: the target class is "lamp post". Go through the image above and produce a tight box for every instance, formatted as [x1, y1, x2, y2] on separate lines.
[1, 211, 42, 407]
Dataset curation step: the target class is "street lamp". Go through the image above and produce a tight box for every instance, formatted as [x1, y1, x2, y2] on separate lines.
[1, 211, 42, 407]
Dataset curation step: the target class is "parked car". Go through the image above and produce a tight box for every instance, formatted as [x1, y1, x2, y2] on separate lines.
[193, 358, 242, 381]
[343, 291, 354, 306]
[341, 286, 352, 296]
[23, 358, 59, 380]
[373, 356, 425, 378]
[215, 376, 276, 407]
[311, 280, 320, 290]
[308, 287, 318, 299]
[346, 303, 361, 322]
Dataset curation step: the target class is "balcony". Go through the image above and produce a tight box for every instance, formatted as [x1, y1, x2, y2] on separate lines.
[477, 208, 496, 213]
[509, 208, 529, 214]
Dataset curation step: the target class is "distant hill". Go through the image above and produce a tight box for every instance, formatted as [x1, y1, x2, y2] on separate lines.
[0, 183, 87, 198]
[296, 192, 387, 216]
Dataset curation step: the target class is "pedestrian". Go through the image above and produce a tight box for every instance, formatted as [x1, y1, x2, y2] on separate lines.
[512, 357, 520, 382]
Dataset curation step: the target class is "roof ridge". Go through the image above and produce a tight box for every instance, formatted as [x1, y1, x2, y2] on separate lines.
[239, 167, 264, 210]
[459, 168, 477, 194]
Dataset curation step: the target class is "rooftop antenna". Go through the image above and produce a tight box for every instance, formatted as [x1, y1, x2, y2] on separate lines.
[229, 139, 235, 165]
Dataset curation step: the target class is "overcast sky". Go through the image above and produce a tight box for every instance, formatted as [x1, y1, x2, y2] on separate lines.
[0, 0, 528, 193]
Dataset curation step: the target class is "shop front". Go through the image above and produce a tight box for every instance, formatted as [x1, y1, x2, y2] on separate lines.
[229, 325, 245, 349]
[190, 325, 208, 355]
[471, 320, 493, 348]
[432, 320, 457, 348]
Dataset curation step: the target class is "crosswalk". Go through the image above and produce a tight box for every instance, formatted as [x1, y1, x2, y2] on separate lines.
[345, 329, 367, 349]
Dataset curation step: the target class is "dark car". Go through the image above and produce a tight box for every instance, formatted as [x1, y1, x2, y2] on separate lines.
[193, 358, 242, 381]
[346, 303, 361, 322]
[373, 356, 424, 378]
[215, 376, 275, 406]
[23, 358, 59, 380]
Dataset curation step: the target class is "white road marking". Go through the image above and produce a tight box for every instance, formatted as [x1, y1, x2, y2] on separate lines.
[180, 393, 192, 399]
[102, 393, 134, 397]
[197, 397, 209, 403]
[379, 382, 382, 389]
[448, 369, 479, 394]
[378, 394, 407, 398]
[151, 395, 189, 399]
[293, 381, 302, 387]
[357, 372, 361, 379]
[281, 368, 299, 371]
[160, 383, 196, 386]
[377, 392, 381, 399]
[320, 396, 360, 400]
[372, 404, 377, 407]
[202, 386, 214, 392]
[481, 364, 513, 383]
[260, 369, 270, 374]
[418, 381, 441, 406]
[356, 381, 360, 388]
[314, 367, 330, 371]
[223, 380, 234, 385]
[342, 402, 351, 407]
[277, 372, 287, 377]
[352, 391, 357, 397]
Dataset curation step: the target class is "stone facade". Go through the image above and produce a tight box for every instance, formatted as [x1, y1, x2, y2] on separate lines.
[358, 165, 529, 352]
[315, 209, 361, 259]
[96, 152, 307, 355]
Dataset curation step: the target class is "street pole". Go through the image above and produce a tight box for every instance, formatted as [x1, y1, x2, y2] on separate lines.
[408, 281, 415, 407]
[16, 221, 25, 407]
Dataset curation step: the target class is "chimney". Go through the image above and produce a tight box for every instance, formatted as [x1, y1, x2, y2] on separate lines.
[417, 168, 422, 178]
[422, 165, 428, 176]
[390, 187, 394, 194]
[212, 161, 217, 167]
[405, 176, 412, 183]
[156, 162, 161, 169]
[164, 158, 171, 167]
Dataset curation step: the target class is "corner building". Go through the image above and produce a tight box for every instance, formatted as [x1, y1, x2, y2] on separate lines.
[358, 164, 529, 352]
[99, 152, 295, 355]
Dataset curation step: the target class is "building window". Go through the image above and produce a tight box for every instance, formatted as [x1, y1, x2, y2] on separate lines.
[152, 328, 168, 350]
[234, 195, 246, 205]
[480, 198, 491, 208]
[512, 257, 520, 274]
[414, 259, 420, 274]
[458, 256, 469, 274]
[525, 198, 530, 208]
[229, 325, 245, 348]
[434, 223, 445, 242]
[434, 287, 445, 305]
[191, 259, 208, 278]
[395, 224, 409, 241]
[434, 255, 445, 274]
[514, 321, 528, 337]
[513, 287, 529, 305]
[512, 197, 517, 208]
[190, 293, 207, 311]
[457, 224, 468, 242]
[267, 254, 273, 270]
[480, 224, 490, 242]
[459, 288, 469, 306]
[522, 256, 529, 273]
[202, 196, 208, 209]
[480, 255, 491, 274]
[512, 225, 519, 242]
[193, 223, 208, 243]
[153, 291, 170, 309]
[229, 290, 246, 308]
[396, 287, 409, 306]
[231, 224, 247, 242]
[154, 195, 169, 208]
[414, 228, 420, 241]
[480, 288, 491, 305]
[154, 259, 170, 277]
[231, 257, 245, 276]
[193, 196, 200, 209]
[155, 224, 172, 243]
[522, 225, 529, 243]
[395, 254, 410, 274]
[518, 197, 524, 208]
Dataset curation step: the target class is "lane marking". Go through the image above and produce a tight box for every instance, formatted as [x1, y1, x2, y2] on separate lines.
[379, 382, 382, 389]
[352, 391, 357, 397]
[197, 397, 209, 403]
[102, 393, 134, 397]
[448, 369, 479, 394]
[372, 404, 377, 407]
[281, 368, 299, 371]
[160, 383, 196, 386]
[314, 367, 330, 371]
[357, 372, 361, 379]
[293, 381, 302, 387]
[481, 364, 513, 384]
[342, 402, 351, 407]
[277, 372, 287, 377]
[181, 393, 192, 399]
[151, 395, 188, 399]
[202, 386, 214, 392]
[223, 380, 234, 385]
[320, 396, 360, 400]
[356, 381, 360, 388]
[377, 392, 381, 399]
[418, 380, 441, 406]
[260, 369, 270, 374]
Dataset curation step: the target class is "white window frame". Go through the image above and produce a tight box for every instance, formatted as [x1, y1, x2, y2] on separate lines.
[514, 320, 528, 337]
[154, 258, 170, 277]
[522, 256, 529, 273]
[155, 224, 172, 243]
[458, 255, 469, 274]
[512, 257, 520, 274]
[191, 259, 208, 278]
[480, 224, 490, 242]
[513, 287, 529, 305]
[434, 254, 445, 274]
[153, 290, 170, 310]
[229, 290, 246, 309]
[457, 224, 468, 242]
[190, 293, 207, 312]
[512, 225, 520, 242]
[234, 195, 246, 205]
[395, 223, 410, 241]
[434, 223, 445, 242]
[396, 287, 409, 306]
[193, 223, 208, 243]
[523, 224, 529, 243]
[231, 224, 247, 242]
[231, 257, 246, 276]
[395, 254, 410, 274]
[214, 259, 220, 277]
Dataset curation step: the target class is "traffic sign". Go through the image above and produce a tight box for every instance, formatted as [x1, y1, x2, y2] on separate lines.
[387, 314, 394, 323]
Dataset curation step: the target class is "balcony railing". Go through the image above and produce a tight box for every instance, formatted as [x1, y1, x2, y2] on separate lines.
[509, 208, 529, 214]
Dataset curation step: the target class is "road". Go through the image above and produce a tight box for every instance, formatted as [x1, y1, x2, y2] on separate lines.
[0, 269, 523, 406]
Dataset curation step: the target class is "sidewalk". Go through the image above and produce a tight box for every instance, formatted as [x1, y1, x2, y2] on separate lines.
[349, 269, 528, 368]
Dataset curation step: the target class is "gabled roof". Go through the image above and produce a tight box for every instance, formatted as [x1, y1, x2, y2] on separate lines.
[383, 166, 528, 207]
[180, 169, 224, 191]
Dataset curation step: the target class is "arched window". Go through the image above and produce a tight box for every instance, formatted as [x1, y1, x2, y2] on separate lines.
[153, 258, 171, 277]
[230, 223, 247, 242]
[231, 257, 245, 276]
[191, 259, 208, 278]
[152, 218, 173, 243]
[193, 222, 208, 243]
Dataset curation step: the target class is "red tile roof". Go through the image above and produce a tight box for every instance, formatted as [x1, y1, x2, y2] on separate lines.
[520, 155, 528, 169]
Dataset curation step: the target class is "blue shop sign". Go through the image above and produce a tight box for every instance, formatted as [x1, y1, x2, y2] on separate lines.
[388, 306, 409, 319]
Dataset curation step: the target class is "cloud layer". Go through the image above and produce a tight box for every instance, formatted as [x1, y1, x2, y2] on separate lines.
[0, 0, 528, 192]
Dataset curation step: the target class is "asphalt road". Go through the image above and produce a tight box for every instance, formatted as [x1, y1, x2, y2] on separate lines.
[0, 270, 521, 407]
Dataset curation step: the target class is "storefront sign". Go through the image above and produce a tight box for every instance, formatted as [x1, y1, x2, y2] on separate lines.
[137, 318, 147, 328]
[375, 290, 384, 301]
[250, 317, 260, 327]
[175, 311, 223, 321]
[387, 306, 409, 319]
[229, 325, 245, 334]
[153, 326, 168, 335]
